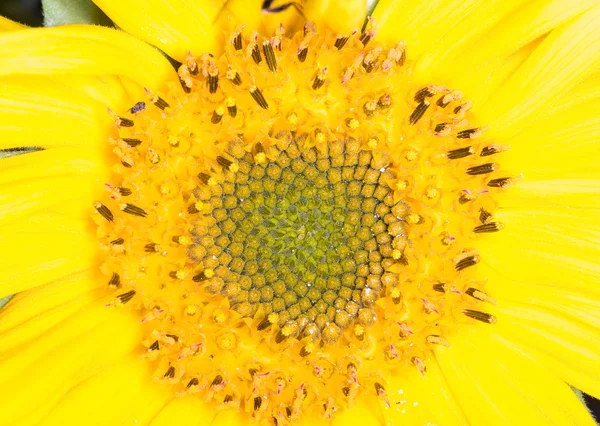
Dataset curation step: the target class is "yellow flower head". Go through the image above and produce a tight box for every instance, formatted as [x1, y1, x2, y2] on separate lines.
[0, 0, 599, 425]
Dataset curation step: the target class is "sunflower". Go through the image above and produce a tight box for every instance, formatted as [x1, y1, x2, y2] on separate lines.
[0, 0, 599, 424]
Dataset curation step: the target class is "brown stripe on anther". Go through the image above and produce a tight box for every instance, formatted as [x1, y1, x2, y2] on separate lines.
[165, 333, 179, 342]
[414, 87, 434, 103]
[164, 366, 175, 378]
[447, 146, 474, 159]
[312, 75, 325, 90]
[342, 387, 350, 396]
[359, 32, 371, 46]
[286, 407, 292, 417]
[250, 86, 269, 109]
[434, 123, 449, 133]
[211, 375, 224, 387]
[153, 96, 170, 110]
[474, 222, 503, 233]
[254, 396, 263, 410]
[455, 255, 480, 271]
[466, 287, 490, 302]
[436, 94, 452, 108]
[433, 283, 448, 293]
[224, 395, 233, 403]
[149, 340, 159, 351]
[458, 192, 474, 204]
[297, 46, 308, 62]
[481, 145, 500, 156]
[463, 309, 497, 324]
[208, 73, 219, 94]
[252, 44, 262, 64]
[192, 271, 210, 282]
[118, 117, 134, 127]
[122, 138, 142, 147]
[187, 378, 199, 388]
[275, 330, 287, 343]
[228, 104, 237, 117]
[110, 238, 124, 245]
[457, 128, 482, 139]
[479, 208, 492, 223]
[117, 290, 136, 304]
[466, 163, 496, 175]
[217, 156, 233, 169]
[257, 317, 272, 331]
[211, 109, 223, 124]
[299, 346, 312, 357]
[198, 172, 211, 184]
[488, 177, 512, 188]
[187, 204, 199, 214]
[109, 272, 120, 287]
[179, 75, 192, 93]
[409, 101, 430, 125]
[121, 203, 148, 217]
[263, 41, 278, 72]
[374, 382, 385, 395]
[130, 102, 145, 113]
[118, 187, 132, 196]
[232, 32, 242, 50]
[94, 202, 114, 222]
[335, 35, 350, 49]
[145, 243, 159, 252]
[255, 142, 265, 153]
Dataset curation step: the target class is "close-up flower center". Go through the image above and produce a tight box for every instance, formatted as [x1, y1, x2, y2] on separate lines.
[94, 22, 504, 422]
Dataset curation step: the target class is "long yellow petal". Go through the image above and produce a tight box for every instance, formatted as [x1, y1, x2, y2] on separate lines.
[56, 75, 132, 112]
[41, 356, 171, 426]
[0, 76, 112, 150]
[149, 396, 216, 426]
[479, 4, 600, 139]
[0, 16, 26, 31]
[0, 213, 97, 297]
[305, 0, 367, 34]
[92, 0, 221, 62]
[0, 25, 176, 91]
[435, 328, 597, 425]
[0, 306, 141, 426]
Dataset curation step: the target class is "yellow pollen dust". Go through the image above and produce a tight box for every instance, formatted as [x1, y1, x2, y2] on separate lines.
[94, 21, 508, 423]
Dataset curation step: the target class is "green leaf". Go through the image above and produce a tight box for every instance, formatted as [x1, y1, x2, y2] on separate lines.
[42, 0, 112, 27]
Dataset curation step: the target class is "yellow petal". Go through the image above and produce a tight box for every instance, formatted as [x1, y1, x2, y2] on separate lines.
[0, 148, 107, 225]
[92, 0, 221, 62]
[56, 75, 132, 112]
[479, 3, 600, 139]
[0, 213, 97, 297]
[435, 328, 597, 425]
[0, 25, 176, 91]
[305, 0, 367, 34]
[0, 16, 26, 31]
[41, 356, 171, 426]
[0, 76, 112, 150]
[149, 396, 216, 426]
[0, 306, 141, 425]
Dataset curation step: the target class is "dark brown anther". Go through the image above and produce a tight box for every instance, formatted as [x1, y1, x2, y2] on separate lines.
[285, 407, 292, 418]
[121, 203, 148, 217]
[457, 128, 482, 139]
[192, 271, 210, 282]
[455, 255, 480, 271]
[257, 317, 272, 331]
[299, 346, 311, 357]
[409, 101, 430, 125]
[398, 253, 409, 266]
[208, 73, 219, 94]
[488, 177, 512, 188]
[254, 142, 265, 154]
[232, 32, 242, 50]
[165, 333, 179, 342]
[231, 72, 242, 85]
[149, 340, 160, 351]
[118, 187, 132, 196]
[211, 375, 224, 387]
[467, 163, 496, 175]
[447, 146, 474, 159]
[211, 109, 223, 124]
[359, 32, 371, 46]
[118, 117, 134, 127]
[335, 35, 350, 49]
[187, 203, 199, 214]
[481, 145, 500, 156]
[414, 87, 434, 103]
[164, 366, 175, 379]
[362, 59, 375, 73]
[178, 74, 192, 93]
[466, 287, 486, 301]
[473, 222, 503, 233]
[130, 101, 146, 113]
[121, 161, 132, 168]
[342, 387, 350, 397]
[312, 74, 325, 90]
[249, 368, 258, 377]
[108, 272, 121, 288]
[377, 94, 392, 109]
[122, 138, 142, 147]
[374, 382, 385, 395]
[145, 243, 159, 253]
[263, 41, 278, 72]
[227, 103, 237, 118]
[224, 395, 234, 403]
[479, 208, 492, 223]
[117, 290, 136, 304]
[153, 96, 170, 110]
[187, 378, 199, 388]
[436, 94, 451, 108]
[250, 86, 269, 109]
[110, 238, 124, 245]
[297, 46, 308, 62]
[458, 192, 474, 204]
[463, 309, 497, 324]
[217, 156, 233, 170]
[169, 271, 180, 279]
[433, 283, 448, 293]
[434, 123, 450, 133]
[94, 202, 114, 222]
[275, 330, 287, 343]
[254, 396, 263, 410]
[252, 44, 262, 64]
[197, 172, 211, 184]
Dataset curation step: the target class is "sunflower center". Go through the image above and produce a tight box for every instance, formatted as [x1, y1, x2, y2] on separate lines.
[94, 21, 505, 423]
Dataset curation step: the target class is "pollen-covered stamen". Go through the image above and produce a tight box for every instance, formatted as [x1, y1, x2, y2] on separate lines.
[226, 97, 237, 117]
[249, 32, 262, 64]
[178, 64, 193, 93]
[263, 40, 278, 72]
[249, 86, 269, 109]
[207, 62, 219, 94]
[211, 107, 225, 124]
[466, 288, 497, 304]
[457, 127, 484, 139]
[231, 31, 243, 50]
[334, 34, 350, 49]
[144, 88, 169, 110]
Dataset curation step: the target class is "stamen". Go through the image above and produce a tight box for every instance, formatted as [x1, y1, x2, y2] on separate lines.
[211, 107, 224, 124]
[409, 101, 430, 125]
[226, 67, 242, 85]
[208, 64, 219, 94]
[447, 146, 474, 159]
[94, 202, 114, 222]
[481, 145, 502, 156]
[312, 67, 328, 90]
[108, 272, 120, 288]
[334, 35, 350, 49]
[120, 203, 148, 217]
[426, 335, 451, 347]
[473, 222, 503, 233]
[144, 88, 169, 110]
[164, 366, 176, 378]
[465, 288, 497, 304]
[232, 32, 243, 50]
[297, 45, 308, 62]
[110, 238, 124, 245]
[462, 309, 497, 324]
[457, 128, 483, 139]
[144, 243, 160, 253]
[192, 268, 214, 282]
[121, 138, 142, 147]
[186, 51, 198, 75]
[250, 86, 269, 109]
[263, 40, 278, 72]
[488, 177, 512, 188]
[117, 290, 136, 304]
[455, 255, 480, 271]
[251, 44, 262, 64]
[466, 163, 496, 175]
[149, 340, 160, 351]
[479, 208, 492, 223]
[226, 97, 237, 117]
[118, 187, 132, 196]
